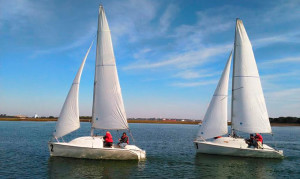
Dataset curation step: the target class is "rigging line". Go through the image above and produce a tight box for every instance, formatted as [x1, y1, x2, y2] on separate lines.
[272, 133, 278, 150]
[117, 130, 120, 141]
[128, 129, 136, 145]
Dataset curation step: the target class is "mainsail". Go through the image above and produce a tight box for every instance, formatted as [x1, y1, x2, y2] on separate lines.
[53, 42, 93, 138]
[231, 19, 271, 133]
[91, 6, 128, 130]
[197, 52, 232, 139]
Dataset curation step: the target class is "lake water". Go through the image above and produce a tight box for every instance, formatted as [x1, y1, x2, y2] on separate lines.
[0, 121, 299, 178]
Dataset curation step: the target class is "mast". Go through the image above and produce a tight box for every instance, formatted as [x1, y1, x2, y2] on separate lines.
[231, 18, 239, 135]
[91, 5, 102, 136]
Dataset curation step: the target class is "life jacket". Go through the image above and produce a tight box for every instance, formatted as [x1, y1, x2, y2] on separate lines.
[121, 135, 129, 144]
[255, 133, 263, 143]
[105, 132, 113, 143]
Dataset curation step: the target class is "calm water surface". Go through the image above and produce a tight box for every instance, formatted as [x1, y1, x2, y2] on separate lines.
[0, 121, 299, 178]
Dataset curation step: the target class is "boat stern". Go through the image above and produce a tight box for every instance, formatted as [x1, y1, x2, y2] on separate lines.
[125, 145, 146, 160]
[139, 150, 146, 160]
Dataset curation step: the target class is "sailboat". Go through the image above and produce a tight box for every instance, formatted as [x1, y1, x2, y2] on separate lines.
[48, 5, 146, 160]
[193, 19, 283, 158]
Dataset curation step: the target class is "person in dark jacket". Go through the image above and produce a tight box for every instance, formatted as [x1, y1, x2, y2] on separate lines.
[118, 132, 129, 146]
[103, 131, 113, 147]
[245, 134, 255, 147]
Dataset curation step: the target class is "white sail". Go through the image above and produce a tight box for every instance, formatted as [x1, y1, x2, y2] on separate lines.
[231, 19, 271, 133]
[197, 52, 232, 139]
[91, 6, 128, 130]
[53, 42, 93, 138]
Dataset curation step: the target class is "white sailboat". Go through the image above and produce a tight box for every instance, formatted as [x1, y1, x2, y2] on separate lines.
[194, 19, 283, 158]
[48, 5, 146, 160]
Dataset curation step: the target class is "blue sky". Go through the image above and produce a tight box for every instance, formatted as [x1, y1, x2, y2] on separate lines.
[1, 0, 300, 119]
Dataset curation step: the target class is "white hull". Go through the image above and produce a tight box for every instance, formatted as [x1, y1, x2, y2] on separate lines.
[48, 136, 146, 160]
[194, 137, 283, 159]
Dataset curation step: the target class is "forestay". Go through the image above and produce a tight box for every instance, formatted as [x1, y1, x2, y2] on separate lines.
[92, 6, 128, 130]
[231, 19, 271, 134]
[197, 52, 232, 139]
[53, 42, 93, 138]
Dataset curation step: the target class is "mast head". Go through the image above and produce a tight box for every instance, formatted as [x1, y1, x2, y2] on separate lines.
[236, 18, 242, 24]
[99, 4, 104, 11]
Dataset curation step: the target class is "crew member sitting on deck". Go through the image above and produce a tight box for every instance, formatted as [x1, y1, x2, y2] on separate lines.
[245, 134, 255, 147]
[103, 131, 113, 147]
[254, 133, 263, 149]
[118, 132, 129, 148]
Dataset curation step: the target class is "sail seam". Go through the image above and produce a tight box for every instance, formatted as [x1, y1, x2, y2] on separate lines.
[96, 64, 116, 67]
[234, 76, 259, 78]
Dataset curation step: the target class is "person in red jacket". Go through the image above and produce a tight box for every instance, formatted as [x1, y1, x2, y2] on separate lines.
[254, 133, 263, 149]
[103, 131, 113, 147]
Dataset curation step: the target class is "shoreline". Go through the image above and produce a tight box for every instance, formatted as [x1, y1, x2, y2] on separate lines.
[0, 118, 299, 126]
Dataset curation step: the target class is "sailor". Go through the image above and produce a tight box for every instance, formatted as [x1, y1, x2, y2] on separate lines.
[118, 132, 129, 148]
[245, 134, 255, 147]
[254, 133, 263, 149]
[103, 131, 113, 147]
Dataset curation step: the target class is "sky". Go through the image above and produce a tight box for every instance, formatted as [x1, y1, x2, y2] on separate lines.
[1, 0, 300, 119]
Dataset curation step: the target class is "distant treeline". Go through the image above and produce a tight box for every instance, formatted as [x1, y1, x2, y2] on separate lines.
[70, 117, 300, 123]
[269, 117, 300, 123]
[1, 114, 299, 124]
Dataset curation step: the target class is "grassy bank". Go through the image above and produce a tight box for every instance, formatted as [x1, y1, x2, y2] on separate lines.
[0, 118, 198, 124]
[0, 118, 299, 126]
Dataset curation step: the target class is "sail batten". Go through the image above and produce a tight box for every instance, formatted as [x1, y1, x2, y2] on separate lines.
[197, 52, 232, 139]
[53, 41, 93, 138]
[91, 6, 128, 130]
[231, 19, 271, 134]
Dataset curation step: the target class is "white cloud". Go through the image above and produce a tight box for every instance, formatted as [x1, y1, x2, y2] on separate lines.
[267, 88, 300, 100]
[133, 48, 152, 60]
[174, 70, 202, 79]
[159, 4, 179, 33]
[261, 56, 300, 66]
[263, 1, 300, 23]
[265, 88, 300, 117]
[252, 31, 300, 48]
[108, 0, 159, 42]
[124, 43, 231, 70]
[262, 71, 299, 80]
[171, 80, 217, 87]
[31, 24, 96, 58]
[174, 69, 221, 80]
[0, 0, 52, 31]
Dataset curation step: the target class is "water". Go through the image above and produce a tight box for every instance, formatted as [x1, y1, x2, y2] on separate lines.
[0, 121, 299, 178]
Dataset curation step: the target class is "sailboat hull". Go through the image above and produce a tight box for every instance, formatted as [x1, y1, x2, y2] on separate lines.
[48, 136, 146, 160]
[194, 137, 283, 159]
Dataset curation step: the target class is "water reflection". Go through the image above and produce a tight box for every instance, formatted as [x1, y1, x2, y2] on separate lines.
[194, 153, 282, 178]
[48, 157, 144, 178]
